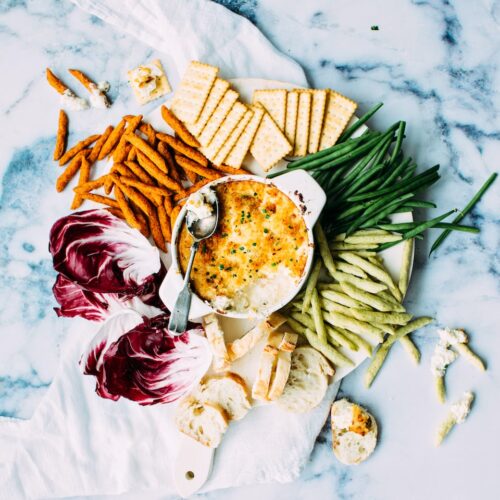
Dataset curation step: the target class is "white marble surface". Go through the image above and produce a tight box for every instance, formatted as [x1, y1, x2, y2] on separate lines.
[1, 0, 499, 499]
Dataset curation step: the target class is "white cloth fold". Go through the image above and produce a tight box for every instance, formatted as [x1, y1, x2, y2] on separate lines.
[0, 1, 339, 498]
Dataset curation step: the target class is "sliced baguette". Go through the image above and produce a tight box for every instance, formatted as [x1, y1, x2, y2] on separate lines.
[202, 313, 230, 372]
[267, 350, 292, 401]
[252, 345, 279, 400]
[228, 312, 287, 361]
[331, 399, 378, 465]
[175, 397, 228, 448]
[195, 373, 251, 421]
[277, 346, 333, 413]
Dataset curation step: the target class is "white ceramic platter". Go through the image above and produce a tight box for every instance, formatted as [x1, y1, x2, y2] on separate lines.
[145, 79, 414, 497]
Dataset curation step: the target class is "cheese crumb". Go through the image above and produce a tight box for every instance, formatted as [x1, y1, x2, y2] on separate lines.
[450, 391, 474, 423]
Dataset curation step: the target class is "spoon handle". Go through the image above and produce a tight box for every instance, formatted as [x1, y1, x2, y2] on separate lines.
[168, 241, 199, 335]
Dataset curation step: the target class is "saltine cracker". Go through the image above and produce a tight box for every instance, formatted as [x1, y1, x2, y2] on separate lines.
[213, 108, 253, 166]
[308, 89, 327, 153]
[201, 102, 247, 161]
[253, 89, 287, 131]
[225, 105, 265, 168]
[187, 78, 230, 137]
[198, 89, 239, 147]
[171, 61, 218, 124]
[294, 91, 312, 156]
[319, 90, 357, 150]
[250, 105, 292, 171]
[284, 91, 299, 150]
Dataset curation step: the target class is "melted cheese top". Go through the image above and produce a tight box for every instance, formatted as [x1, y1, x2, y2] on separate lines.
[178, 180, 309, 313]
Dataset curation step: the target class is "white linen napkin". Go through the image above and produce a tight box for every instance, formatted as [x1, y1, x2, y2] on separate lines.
[0, 1, 340, 497]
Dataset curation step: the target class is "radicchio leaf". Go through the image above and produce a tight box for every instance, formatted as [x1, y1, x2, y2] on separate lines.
[82, 312, 211, 405]
[49, 209, 162, 294]
[53, 274, 164, 322]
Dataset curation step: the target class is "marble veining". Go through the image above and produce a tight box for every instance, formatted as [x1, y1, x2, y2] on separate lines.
[1, 0, 499, 499]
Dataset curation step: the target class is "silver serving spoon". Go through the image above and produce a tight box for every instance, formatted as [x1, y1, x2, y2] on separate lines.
[168, 189, 219, 335]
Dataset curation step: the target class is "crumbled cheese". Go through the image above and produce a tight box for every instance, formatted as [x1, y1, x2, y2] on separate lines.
[331, 399, 354, 430]
[212, 295, 232, 312]
[438, 327, 468, 346]
[450, 391, 474, 423]
[128, 63, 163, 99]
[88, 82, 110, 109]
[187, 189, 216, 220]
[431, 341, 458, 376]
[60, 89, 89, 111]
[97, 80, 110, 92]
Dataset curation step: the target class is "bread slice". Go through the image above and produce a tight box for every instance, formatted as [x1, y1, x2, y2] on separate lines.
[268, 330, 299, 352]
[228, 312, 287, 361]
[175, 397, 228, 448]
[331, 398, 378, 465]
[202, 313, 230, 372]
[252, 344, 279, 400]
[195, 373, 251, 421]
[277, 346, 333, 413]
[267, 350, 292, 401]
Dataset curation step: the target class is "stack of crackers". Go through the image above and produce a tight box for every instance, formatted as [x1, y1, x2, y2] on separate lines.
[253, 88, 357, 157]
[170, 61, 357, 172]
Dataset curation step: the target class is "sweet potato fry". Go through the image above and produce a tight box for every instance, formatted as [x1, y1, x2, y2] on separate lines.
[127, 146, 137, 162]
[98, 118, 126, 160]
[126, 134, 169, 174]
[157, 141, 181, 182]
[79, 192, 120, 208]
[111, 162, 134, 177]
[139, 123, 157, 146]
[124, 160, 156, 184]
[160, 105, 200, 147]
[46, 68, 69, 95]
[70, 154, 92, 209]
[213, 163, 249, 175]
[73, 176, 107, 193]
[53, 110, 69, 161]
[56, 152, 85, 192]
[157, 202, 171, 243]
[170, 204, 183, 230]
[113, 178, 165, 251]
[135, 151, 185, 193]
[177, 159, 198, 184]
[88, 125, 113, 164]
[114, 115, 143, 163]
[173, 178, 212, 202]
[156, 132, 208, 167]
[68, 69, 95, 92]
[59, 134, 100, 166]
[114, 185, 141, 230]
[132, 204, 150, 238]
[163, 194, 173, 215]
[106, 207, 125, 219]
[175, 154, 222, 180]
[118, 175, 171, 199]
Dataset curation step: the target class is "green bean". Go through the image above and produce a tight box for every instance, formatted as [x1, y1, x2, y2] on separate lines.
[430, 172, 497, 254]
[377, 209, 457, 251]
[338, 103, 384, 142]
[286, 131, 377, 169]
[377, 222, 479, 233]
[340, 163, 386, 200]
[399, 336, 420, 364]
[346, 165, 440, 202]
[303, 328, 354, 367]
[311, 289, 328, 344]
[389, 121, 406, 165]
[379, 157, 411, 189]
[301, 258, 322, 314]
[348, 193, 415, 233]
[398, 239, 413, 297]
[399, 200, 437, 209]
[364, 317, 433, 387]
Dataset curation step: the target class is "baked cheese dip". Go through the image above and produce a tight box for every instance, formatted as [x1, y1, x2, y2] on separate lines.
[178, 180, 309, 314]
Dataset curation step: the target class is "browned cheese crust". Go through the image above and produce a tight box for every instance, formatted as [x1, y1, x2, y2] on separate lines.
[178, 180, 308, 304]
